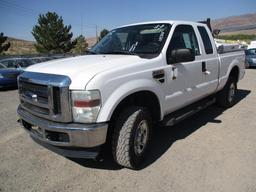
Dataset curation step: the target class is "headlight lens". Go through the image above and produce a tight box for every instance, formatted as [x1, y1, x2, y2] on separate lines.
[71, 90, 101, 123]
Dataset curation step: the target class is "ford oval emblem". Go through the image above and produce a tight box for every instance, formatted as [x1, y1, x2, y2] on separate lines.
[25, 91, 38, 102]
[31, 94, 38, 102]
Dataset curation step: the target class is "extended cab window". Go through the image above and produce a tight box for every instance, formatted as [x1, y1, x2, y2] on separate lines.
[167, 25, 200, 64]
[197, 26, 213, 54]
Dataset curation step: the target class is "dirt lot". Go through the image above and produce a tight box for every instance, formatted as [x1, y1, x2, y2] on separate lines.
[0, 69, 256, 192]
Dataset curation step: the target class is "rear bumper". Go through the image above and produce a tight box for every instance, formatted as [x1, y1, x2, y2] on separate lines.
[17, 106, 108, 149]
[249, 62, 256, 67]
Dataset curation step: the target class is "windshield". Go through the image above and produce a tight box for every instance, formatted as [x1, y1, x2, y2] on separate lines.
[245, 49, 256, 56]
[0, 63, 6, 69]
[91, 23, 171, 58]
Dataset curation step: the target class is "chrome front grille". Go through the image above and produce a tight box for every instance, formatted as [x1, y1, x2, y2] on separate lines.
[18, 72, 72, 123]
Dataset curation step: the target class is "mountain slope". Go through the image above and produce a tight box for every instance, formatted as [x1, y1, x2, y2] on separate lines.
[5, 37, 37, 55]
[211, 13, 256, 34]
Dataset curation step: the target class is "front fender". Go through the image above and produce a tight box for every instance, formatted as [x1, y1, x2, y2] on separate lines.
[96, 79, 165, 123]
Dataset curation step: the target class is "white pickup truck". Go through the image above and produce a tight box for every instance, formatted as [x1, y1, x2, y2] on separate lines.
[17, 20, 245, 169]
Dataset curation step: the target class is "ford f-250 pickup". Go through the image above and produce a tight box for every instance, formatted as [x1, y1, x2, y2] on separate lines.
[17, 20, 245, 169]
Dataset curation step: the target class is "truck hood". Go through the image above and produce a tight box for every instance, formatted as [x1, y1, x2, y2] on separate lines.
[26, 55, 146, 89]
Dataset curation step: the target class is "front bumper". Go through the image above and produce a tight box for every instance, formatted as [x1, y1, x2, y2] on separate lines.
[17, 106, 108, 149]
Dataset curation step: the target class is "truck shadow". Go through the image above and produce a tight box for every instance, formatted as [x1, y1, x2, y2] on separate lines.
[0, 86, 18, 91]
[69, 89, 251, 170]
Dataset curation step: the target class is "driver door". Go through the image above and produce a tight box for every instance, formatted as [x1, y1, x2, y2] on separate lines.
[162, 24, 206, 115]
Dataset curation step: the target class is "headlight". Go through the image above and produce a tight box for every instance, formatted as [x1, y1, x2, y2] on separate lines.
[71, 90, 101, 123]
[0, 74, 4, 78]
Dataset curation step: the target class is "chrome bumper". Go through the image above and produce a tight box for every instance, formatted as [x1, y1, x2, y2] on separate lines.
[17, 106, 108, 148]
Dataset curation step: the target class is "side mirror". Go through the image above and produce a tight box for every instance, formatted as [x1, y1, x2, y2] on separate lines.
[167, 48, 195, 64]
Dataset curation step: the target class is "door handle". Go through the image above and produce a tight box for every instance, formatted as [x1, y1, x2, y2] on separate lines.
[202, 62, 211, 75]
[203, 71, 211, 75]
[202, 61, 207, 72]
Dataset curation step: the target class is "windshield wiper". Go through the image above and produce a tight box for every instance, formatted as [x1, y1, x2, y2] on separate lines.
[101, 50, 138, 56]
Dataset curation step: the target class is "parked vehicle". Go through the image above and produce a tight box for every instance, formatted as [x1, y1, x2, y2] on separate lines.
[0, 63, 6, 69]
[30, 57, 52, 64]
[0, 58, 36, 69]
[248, 41, 256, 49]
[0, 67, 23, 88]
[245, 48, 256, 68]
[17, 20, 245, 169]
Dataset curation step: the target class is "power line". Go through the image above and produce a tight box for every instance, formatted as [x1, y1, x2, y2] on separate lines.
[1, 0, 37, 15]
[0, 4, 35, 18]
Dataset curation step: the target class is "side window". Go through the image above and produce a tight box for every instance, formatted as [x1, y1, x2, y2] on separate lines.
[167, 25, 200, 64]
[197, 26, 213, 54]
[1, 60, 16, 68]
[116, 33, 128, 49]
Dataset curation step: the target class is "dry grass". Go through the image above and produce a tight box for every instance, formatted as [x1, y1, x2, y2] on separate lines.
[4, 38, 37, 55]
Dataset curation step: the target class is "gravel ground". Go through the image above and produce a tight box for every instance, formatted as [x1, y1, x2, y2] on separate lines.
[0, 69, 255, 192]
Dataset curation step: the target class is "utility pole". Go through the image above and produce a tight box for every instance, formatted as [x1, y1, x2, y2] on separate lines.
[81, 15, 83, 36]
[96, 25, 98, 42]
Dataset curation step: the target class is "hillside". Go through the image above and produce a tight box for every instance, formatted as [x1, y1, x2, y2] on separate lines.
[5, 37, 37, 55]
[4, 37, 97, 55]
[211, 13, 256, 35]
[86, 37, 97, 48]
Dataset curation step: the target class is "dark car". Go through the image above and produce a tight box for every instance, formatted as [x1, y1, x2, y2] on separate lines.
[0, 58, 36, 69]
[0, 64, 23, 88]
[30, 57, 52, 64]
[245, 48, 256, 68]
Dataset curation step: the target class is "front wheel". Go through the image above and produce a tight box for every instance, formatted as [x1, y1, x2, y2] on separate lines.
[216, 76, 237, 108]
[112, 106, 152, 169]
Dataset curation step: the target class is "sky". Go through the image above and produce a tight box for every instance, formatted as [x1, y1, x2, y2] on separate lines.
[0, 0, 255, 41]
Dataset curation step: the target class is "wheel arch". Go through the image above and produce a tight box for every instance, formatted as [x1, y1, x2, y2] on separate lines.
[229, 65, 239, 83]
[96, 79, 164, 123]
[109, 90, 162, 123]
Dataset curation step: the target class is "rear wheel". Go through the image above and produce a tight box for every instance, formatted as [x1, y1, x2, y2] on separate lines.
[112, 106, 152, 169]
[216, 76, 237, 108]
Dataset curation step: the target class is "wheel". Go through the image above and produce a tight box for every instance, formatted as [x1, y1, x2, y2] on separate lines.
[112, 106, 152, 169]
[216, 76, 237, 108]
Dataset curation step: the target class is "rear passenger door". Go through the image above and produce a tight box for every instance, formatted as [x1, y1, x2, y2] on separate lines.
[196, 26, 219, 94]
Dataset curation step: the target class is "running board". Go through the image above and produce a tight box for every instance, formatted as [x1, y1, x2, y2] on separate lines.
[163, 96, 216, 126]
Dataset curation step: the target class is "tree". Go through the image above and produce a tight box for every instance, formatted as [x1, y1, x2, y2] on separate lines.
[0, 33, 11, 54]
[72, 35, 88, 54]
[32, 12, 77, 53]
[99, 29, 109, 41]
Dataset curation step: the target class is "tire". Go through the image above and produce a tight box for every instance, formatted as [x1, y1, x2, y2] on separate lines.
[216, 76, 237, 108]
[112, 106, 152, 169]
